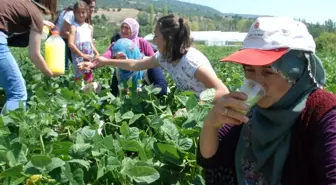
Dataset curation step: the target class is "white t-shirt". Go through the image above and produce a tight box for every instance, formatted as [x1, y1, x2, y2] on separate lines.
[56, 10, 74, 32]
[73, 22, 93, 44]
[155, 47, 215, 95]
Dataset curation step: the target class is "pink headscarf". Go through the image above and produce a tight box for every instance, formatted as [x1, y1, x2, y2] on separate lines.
[121, 18, 140, 47]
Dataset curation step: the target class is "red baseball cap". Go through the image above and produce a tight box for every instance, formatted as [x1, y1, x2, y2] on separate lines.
[219, 48, 289, 66]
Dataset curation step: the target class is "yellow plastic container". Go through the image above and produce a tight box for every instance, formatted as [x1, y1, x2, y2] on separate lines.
[45, 30, 65, 75]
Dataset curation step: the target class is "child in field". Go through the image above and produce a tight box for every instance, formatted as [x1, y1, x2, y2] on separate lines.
[68, 1, 99, 84]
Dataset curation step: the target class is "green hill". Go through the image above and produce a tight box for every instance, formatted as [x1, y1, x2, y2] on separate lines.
[58, 0, 262, 19]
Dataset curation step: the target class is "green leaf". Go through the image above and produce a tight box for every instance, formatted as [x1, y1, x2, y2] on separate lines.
[121, 164, 160, 184]
[161, 120, 179, 141]
[23, 161, 41, 175]
[0, 126, 10, 136]
[68, 159, 90, 171]
[69, 143, 91, 159]
[6, 143, 27, 167]
[101, 135, 115, 152]
[30, 155, 52, 168]
[192, 174, 205, 185]
[121, 111, 134, 120]
[0, 164, 23, 179]
[46, 157, 65, 173]
[128, 127, 140, 140]
[106, 156, 121, 171]
[80, 126, 96, 141]
[114, 111, 122, 123]
[186, 95, 198, 111]
[177, 138, 193, 151]
[150, 116, 164, 130]
[4, 176, 26, 185]
[120, 122, 130, 136]
[52, 141, 73, 156]
[72, 168, 84, 185]
[121, 140, 141, 152]
[153, 143, 184, 166]
[152, 87, 163, 95]
[63, 163, 73, 182]
[129, 114, 144, 125]
[199, 88, 216, 102]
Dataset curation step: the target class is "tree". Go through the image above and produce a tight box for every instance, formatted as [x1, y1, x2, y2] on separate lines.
[138, 12, 149, 26]
[93, 15, 101, 24]
[149, 4, 155, 32]
[101, 14, 108, 23]
[315, 32, 336, 53]
[163, 4, 169, 16]
[190, 21, 200, 31]
[324, 19, 335, 32]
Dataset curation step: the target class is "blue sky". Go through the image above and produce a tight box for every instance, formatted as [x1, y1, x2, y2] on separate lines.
[181, 0, 334, 24]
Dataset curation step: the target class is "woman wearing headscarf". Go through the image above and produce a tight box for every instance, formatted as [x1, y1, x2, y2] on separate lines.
[100, 18, 168, 97]
[197, 16, 336, 185]
[111, 38, 147, 92]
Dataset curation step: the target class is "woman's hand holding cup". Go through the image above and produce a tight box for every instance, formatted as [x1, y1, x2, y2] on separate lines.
[204, 79, 266, 129]
[204, 92, 250, 129]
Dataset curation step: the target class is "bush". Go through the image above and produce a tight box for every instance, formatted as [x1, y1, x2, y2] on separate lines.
[315, 32, 336, 53]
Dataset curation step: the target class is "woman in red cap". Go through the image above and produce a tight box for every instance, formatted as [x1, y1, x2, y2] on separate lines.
[197, 16, 336, 185]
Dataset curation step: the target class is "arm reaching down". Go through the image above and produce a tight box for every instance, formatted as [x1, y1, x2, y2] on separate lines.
[194, 65, 230, 103]
[28, 30, 54, 77]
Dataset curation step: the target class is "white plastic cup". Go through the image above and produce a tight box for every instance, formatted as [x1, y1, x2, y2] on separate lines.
[238, 79, 266, 114]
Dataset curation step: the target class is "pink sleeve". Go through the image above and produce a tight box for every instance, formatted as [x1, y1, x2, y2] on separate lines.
[102, 44, 113, 59]
[91, 44, 113, 68]
[140, 39, 155, 57]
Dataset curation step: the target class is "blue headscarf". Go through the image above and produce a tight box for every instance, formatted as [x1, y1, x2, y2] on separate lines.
[112, 38, 144, 88]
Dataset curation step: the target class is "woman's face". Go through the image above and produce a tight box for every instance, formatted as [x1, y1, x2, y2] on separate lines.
[89, 1, 95, 15]
[120, 23, 132, 38]
[243, 65, 292, 108]
[153, 25, 166, 54]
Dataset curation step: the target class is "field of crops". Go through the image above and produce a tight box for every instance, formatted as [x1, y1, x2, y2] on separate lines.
[0, 37, 336, 185]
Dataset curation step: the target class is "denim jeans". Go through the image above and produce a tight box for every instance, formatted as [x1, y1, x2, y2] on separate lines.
[0, 32, 27, 114]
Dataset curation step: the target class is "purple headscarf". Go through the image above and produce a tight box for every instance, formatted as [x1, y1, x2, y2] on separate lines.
[121, 18, 140, 47]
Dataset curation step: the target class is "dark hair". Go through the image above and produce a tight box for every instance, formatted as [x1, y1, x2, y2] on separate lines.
[111, 33, 121, 44]
[83, 0, 95, 25]
[32, 0, 57, 21]
[73, 1, 90, 23]
[156, 14, 191, 62]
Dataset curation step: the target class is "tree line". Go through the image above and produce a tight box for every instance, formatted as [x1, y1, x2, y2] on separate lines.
[91, 4, 336, 52]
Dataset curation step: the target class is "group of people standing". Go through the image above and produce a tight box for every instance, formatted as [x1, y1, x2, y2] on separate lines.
[1, 1, 336, 184]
